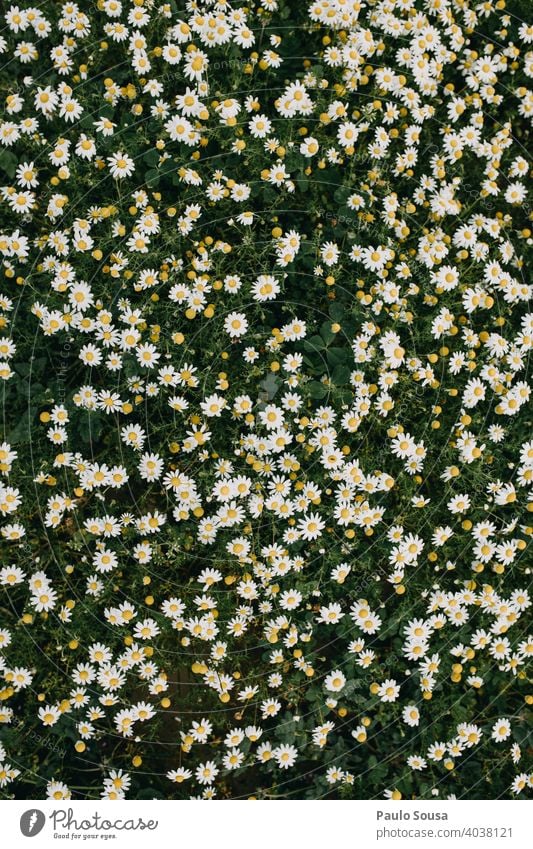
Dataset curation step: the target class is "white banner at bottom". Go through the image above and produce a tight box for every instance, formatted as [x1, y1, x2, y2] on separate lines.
[2, 799, 531, 849]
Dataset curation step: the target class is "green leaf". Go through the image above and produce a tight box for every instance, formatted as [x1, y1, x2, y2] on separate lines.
[258, 373, 280, 401]
[144, 168, 160, 187]
[320, 321, 335, 345]
[7, 406, 35, 444]
[0, 150, 17, 179]
[307, 381, 328, 399]
[303, 334, 326, 352]
[331, 364, 351, 385]
[326, 347, 349, 366]
[143, 149, 160, 167]
[329, 302, 345, 321]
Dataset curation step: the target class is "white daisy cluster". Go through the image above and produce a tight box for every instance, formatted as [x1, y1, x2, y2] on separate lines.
[0, 0, 531, 800]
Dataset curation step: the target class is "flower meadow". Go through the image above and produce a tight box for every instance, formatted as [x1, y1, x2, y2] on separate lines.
[0, 0, 531, 803]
